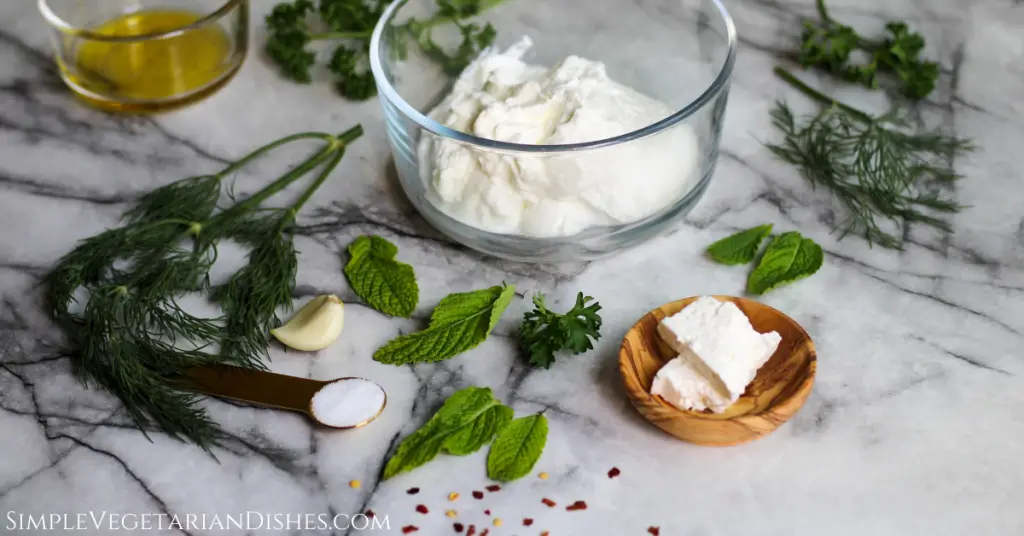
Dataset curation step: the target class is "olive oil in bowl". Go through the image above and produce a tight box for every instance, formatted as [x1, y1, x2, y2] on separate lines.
[58, 7, 246, 113]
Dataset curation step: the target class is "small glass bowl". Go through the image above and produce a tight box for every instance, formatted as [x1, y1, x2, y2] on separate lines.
[38, 0, 249, 113]
[370, 0, 736, 262]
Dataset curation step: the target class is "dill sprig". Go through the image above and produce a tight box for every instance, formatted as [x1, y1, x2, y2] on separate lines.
[768, 67, 973, 249]
[45, 126, 363, 448]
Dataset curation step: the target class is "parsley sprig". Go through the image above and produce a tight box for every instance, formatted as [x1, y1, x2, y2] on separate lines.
[798, 0, 939, 100]
[265, 0, 503, 100]
[519, 292, 602, 369]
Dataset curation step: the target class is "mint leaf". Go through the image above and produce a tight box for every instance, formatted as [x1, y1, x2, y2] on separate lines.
[344, 235, 418, 317]
[707, 224, 774, 265]
[747, 232, 823, 294]
[487, 413, 548, 482]
[374, 284, 516, 365]
[444, 404, 513, 455]
[384, 387, 509, 479]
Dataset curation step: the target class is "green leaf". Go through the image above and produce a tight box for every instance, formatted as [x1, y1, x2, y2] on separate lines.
[747, 232, 824, 294]
[444, 404, 513, 456]
[374, 284, 516, 365]
[486, 413, 549, 482]
[344, 235, 419, 317]
[383, 387, 509, 479]
[706, 224, 774, 265]
[518, 292, 602, 369]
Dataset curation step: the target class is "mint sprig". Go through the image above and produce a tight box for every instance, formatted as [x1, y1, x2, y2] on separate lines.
[344, 235, 419, 317]
[747, 232, 823, 294]
[705, 225, 824, 295]
[373, 284, 516, 365]
[486, 413, 549, 482]
[383, 387, 512, 479]
[706, 224, 774, 265]
[383, 387, 548, 482]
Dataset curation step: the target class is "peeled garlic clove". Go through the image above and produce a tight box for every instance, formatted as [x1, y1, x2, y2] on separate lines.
[271, 295, 344, 351]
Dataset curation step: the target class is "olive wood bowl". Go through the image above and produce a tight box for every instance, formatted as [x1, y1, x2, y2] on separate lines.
[619, 295, 816, 446]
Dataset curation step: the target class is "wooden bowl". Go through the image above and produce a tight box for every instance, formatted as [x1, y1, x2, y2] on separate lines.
[619, 296, 816, 446]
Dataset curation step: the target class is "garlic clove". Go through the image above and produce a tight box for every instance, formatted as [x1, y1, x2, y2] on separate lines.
[271, 295, 345, 351]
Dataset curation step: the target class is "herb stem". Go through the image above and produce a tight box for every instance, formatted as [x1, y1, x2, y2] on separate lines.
[815, 0, 833, 24]
[774, 67, 873, 122]
[309, 31, 371, 40]
[216, 132, 337, 178]
[286, 127, 367, 216]
[209, 141, 340, 226]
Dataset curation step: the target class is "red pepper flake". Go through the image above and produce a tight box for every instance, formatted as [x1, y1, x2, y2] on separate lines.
[608, 467, 621, 478]
[407, 487, 420, 495]
[472, 490, 484, 499]
[466, 524, 476, 536]
[541, 532, 550, 536]
[485, 484, 501, 492]
[480, 530, 489, 536]
[541, 498, 556, 507]
[364, 510, 375, 518]
[647, 527, 661, 535]
[402, 526, 419, 534]
[415, 504, 429, 514]
[453, 523, 464, 533]
[523, 518, 534, 526]
[566, 500, 588, 511]
[483, 509, 491, 516]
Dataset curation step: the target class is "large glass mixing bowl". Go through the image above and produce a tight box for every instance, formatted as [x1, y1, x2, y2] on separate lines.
[370, 0, 736, 262]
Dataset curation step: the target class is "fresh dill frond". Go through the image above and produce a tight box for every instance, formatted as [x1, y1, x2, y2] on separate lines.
[45, 127, 364, 448]
[768, 68, 973, 249]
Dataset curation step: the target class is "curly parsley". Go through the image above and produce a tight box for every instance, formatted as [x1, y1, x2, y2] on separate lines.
[519, 292, 602, 369]
[264, 0, 503, 100]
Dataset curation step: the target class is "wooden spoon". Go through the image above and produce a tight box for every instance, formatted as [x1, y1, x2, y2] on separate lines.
[619, 295, 816, 446]
[179, 365, 386, 429]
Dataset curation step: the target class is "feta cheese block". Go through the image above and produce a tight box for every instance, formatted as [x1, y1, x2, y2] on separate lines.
[655, 296, 782, 411]
[651, 353, 734, 413]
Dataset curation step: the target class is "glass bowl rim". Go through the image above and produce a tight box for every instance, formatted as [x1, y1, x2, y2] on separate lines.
[37, 0, 245, 42]
[369, 0, 737, 154]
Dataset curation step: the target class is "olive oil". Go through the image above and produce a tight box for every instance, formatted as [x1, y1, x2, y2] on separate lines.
[63, 9, 238, 112]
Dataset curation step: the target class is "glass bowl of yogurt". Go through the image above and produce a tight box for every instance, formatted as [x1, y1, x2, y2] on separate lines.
[369, 0, 737, 261]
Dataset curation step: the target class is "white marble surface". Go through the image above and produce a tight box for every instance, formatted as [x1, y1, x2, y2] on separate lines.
[2, 0, 1024, 534]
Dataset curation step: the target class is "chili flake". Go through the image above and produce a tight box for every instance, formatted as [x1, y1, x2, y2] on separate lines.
[566, 500, 588, 511]
[415, 504, 429, 514]
[483, 509, 491, 516]
[407, 487, 420, 495]
[466, 524, 477, 536]
[485, 485, 501, 492]
[472, 490, 484, 499]
[541, 498, 556, 507]
[453, 522, 464, 533]
[364, 510, 375, 518]
[401, 526, 419, 534]
[608, 467, 621, 478]
[523, 518, 534, 526]
[647, 527, 661, 535]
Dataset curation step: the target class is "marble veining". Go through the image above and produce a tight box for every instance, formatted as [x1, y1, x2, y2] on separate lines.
[1, 0, 1023, 535]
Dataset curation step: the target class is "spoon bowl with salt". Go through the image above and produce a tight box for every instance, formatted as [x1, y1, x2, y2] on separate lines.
[180, 365, 386, 429]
